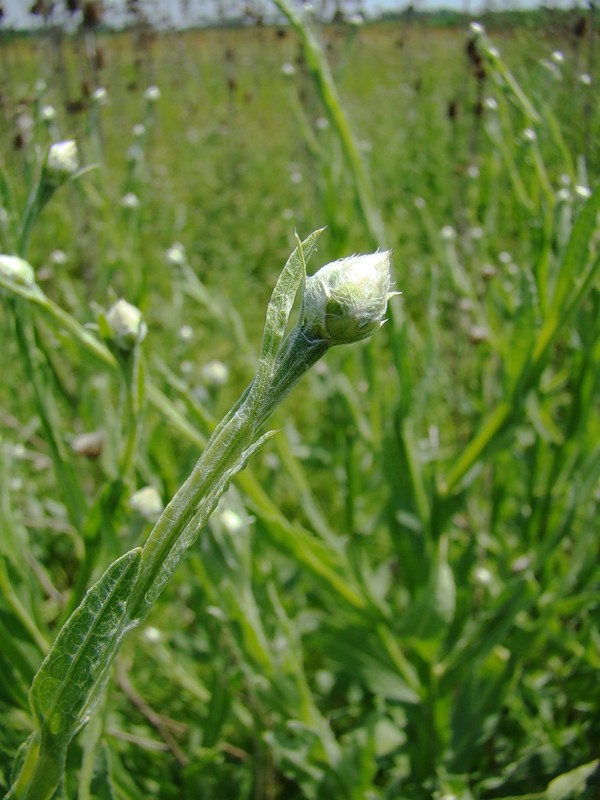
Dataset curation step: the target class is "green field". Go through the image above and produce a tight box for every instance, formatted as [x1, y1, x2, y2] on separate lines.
[0, 9, 599, 799]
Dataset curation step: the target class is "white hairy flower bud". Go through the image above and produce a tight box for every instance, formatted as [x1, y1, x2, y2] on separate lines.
[130, 486, 164, 522]
[92, 87, 107, 105]
[144, 85, 161, 102]
[105, 298, 147, 350]
[301, 251, 396, 345]
[46, 140, 79, 179]
[0, 254, 36, 287]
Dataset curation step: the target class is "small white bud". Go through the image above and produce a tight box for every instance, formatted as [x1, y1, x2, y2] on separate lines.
[144, 85, 161, 102]
[469, 21, 484, 35]
[484, 97, 498, 111]
[126, 144, 143, 163]
[92, 86, 107, 104]
[486, 46, 500, 59]
[130, 486, 164, 522]
[143, 626, 162, 643]
[551, 50, 564, 64]
[41, 104, 56, 122]
[50, 249, 68, 265]
[165, 242, 187, 266]
[105, 298, 147, 350]
[522, 127, 537, 143]
[178, 324, 194, 342]
[302, 251, 397, 345]
[579, 73, 592, 86]
[201, 359, 229, 387]
[473, 566, 494, 587]
[132, 123, 146, 137]
[46, 139, 79, 179]
[575, 185, 592, 200]
[440, 225, 456, 241]
[220, 509, 245, 534]
[281, 62, 295, 77]
[349, 13, 364, 26]
[0, 254, 36, 287]
[120, 192, 140, 210]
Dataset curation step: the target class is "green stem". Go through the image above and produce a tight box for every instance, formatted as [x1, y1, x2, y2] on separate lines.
[272, 0, 386, 248]
[5, 733, 66, 800]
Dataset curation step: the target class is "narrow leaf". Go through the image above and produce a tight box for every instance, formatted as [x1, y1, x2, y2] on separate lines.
[30, 548, 142, 742]
[256, 229, 323, 380]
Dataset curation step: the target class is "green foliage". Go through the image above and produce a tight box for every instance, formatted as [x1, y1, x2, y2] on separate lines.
[1, 11, 599, 800]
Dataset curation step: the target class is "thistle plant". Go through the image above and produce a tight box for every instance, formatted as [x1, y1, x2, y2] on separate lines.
[5, 230, 395, 800]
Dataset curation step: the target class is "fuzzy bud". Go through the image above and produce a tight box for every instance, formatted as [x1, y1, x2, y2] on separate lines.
[45, 140, 79, 180]
[301, 251, 396, 345]
[105, 298, 147, 351]
[130, 486, 164, 522]
[0, 254, 36, 287]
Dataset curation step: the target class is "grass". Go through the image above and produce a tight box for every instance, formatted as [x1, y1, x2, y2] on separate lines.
[0, 10, 599, 800]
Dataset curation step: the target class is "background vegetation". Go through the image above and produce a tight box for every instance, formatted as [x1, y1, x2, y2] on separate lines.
[0, 3, 599, 798]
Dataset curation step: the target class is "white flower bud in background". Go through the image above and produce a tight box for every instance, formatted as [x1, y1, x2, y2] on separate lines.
[575, 185, 592, 200]
[165, 242, 187, 266]
[46, 139, 79, 179]
[50, 249, 68, 266]
[120, 192, 140, 210]
[201, 359, 229, 387]
[469, 21, 484, 35]
[220, 508, 245, 534]
[144, 85, 161, 102]
[41, 105, 56, 122]
[301, 251, 397, 345]
[130, 486, 164, 522]
[0, 254, 36, 287]
[132, 123, 146, 138]
[579, 73, 592, 86]
[551, 50, 565, 64]
[178, 324, 194, 342]
[92, 86, 107, 105]
[440, 225, 456, 241]
[142, 626, 162, 644]
[522, 127, 537, 143]
[105, 298, 147, 350]
[281, 62, 295, 77]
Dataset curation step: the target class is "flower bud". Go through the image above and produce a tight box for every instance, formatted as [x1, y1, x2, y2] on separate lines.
[105, 298, 147, 351]
[130, 486, 164, 522]
[301, 251, 396, 345]
[0, 254, 36, 287]
[45, 139, 79, 181]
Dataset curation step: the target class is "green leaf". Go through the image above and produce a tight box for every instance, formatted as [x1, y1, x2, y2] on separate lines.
[551, 185, 600, 312]
[546, 760, 600, 800]
[30, 548, 142, 742]
[255, 229, 324, 388]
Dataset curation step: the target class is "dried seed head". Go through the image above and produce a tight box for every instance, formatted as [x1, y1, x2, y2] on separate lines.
[70, 430, 104, 458]
[301, 251, 397, 345]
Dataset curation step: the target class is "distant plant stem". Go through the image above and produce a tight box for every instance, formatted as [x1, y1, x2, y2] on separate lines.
[272, 0, 386, 248]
